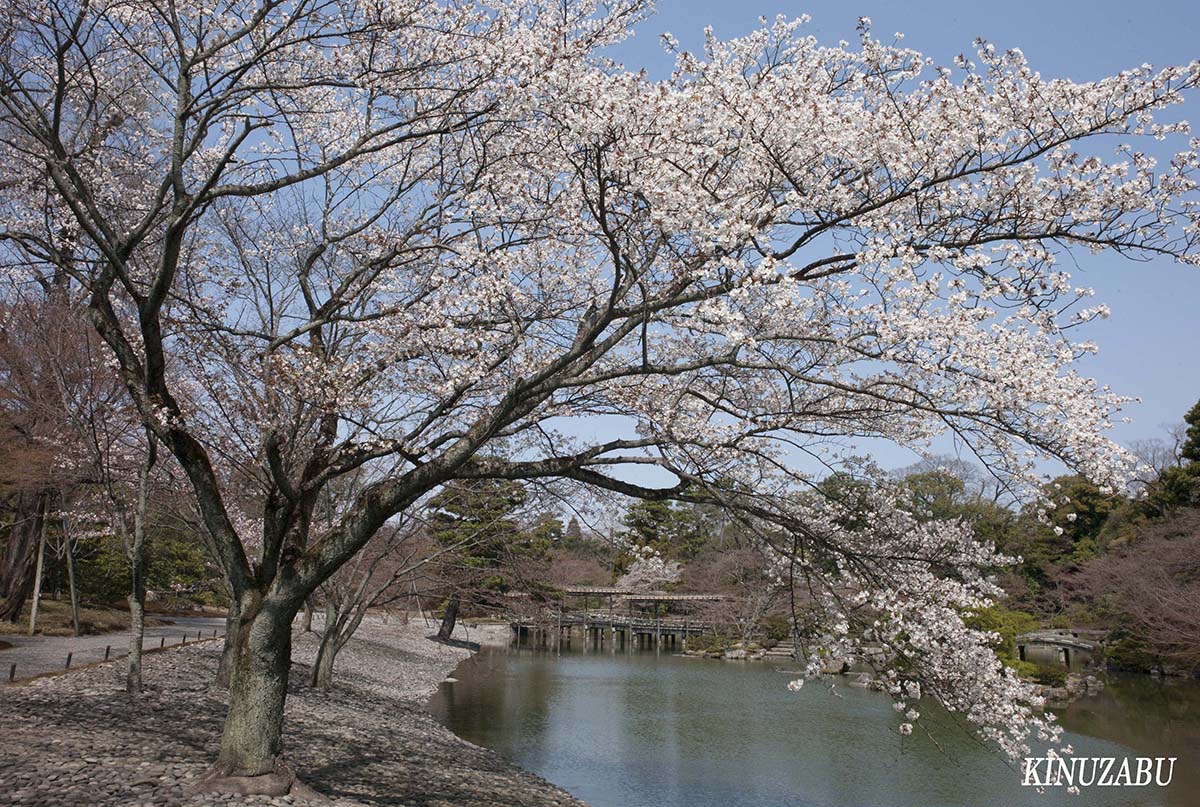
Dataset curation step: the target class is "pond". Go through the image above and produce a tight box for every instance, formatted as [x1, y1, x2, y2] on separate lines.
[427, 643, 1200, 807]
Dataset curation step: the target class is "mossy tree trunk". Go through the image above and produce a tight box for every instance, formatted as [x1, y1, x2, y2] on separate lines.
[204, 593, 302, 794]
[215, 597, 241, 689]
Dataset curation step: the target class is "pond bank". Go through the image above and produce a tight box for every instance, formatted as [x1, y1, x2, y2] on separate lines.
[0, 616, 586, 807]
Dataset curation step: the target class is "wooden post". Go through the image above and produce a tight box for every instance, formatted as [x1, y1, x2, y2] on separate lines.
[607, 593, 614, 653]
[160, 636, 165, 648]
[104, 645, 111, 660]
[9, 663, 15, 681]
[181, 634, 187, 646]
[65, 652, 72, 669]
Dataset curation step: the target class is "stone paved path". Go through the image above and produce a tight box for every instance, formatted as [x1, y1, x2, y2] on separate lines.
[1, 616, 227, 680]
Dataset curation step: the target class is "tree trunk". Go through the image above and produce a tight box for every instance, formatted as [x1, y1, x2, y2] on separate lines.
[27, 497, 49, 638]
[203, 596, 301, 795]
[0, 491, 46, 623]
[310, 628, 338, 689]
[64, 530, 80, 636]
[27, 505, 49, 635]
[127, 549, 147, 692]
[437, 596, 460, 641]
[310, 600, 339, 689]
[301, 597, 314, 633]
[215, 598, 241, 689]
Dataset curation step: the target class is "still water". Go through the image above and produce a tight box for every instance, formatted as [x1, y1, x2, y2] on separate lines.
[427, 645, 1200, 807]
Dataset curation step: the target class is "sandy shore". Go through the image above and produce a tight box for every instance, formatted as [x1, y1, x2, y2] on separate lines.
[0, 616, 587, 807]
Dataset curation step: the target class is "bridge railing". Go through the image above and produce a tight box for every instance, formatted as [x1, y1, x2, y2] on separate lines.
[513, 610, 715, 633]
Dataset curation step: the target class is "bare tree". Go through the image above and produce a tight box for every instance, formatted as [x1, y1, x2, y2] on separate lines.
[684, 547, 784, 645]
[309, 520, 424, 688]
[1076, 509, 1200, 669]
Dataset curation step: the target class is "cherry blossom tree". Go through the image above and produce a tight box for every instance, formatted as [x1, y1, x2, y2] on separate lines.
[3, 0, 1200, 795]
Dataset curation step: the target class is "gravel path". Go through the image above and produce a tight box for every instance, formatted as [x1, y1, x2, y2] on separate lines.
[1, 616, 228, 680]
[1, 616, 587, 807]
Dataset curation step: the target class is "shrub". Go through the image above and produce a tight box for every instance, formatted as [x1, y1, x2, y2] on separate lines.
[686, 633, 734, 654]
[1031, 665, 1067, 687]
[964, 605, 1040, 668]
[761, 615, 792, 645]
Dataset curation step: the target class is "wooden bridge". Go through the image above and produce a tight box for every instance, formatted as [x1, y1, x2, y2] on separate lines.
[1016, 630, 1103, 667]
[511, 587, 725, 652]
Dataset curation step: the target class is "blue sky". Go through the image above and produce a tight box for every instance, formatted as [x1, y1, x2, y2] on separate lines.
[600, 1, 1200, 466]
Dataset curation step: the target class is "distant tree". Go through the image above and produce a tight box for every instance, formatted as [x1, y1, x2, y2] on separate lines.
[684, 547, 784, 644]
[428, 477, 543, 640]
[1181, 401, 1200, 464]
[615, 545, 682, 591]
[564, 517, 585, 547]
[543, 549, 613, 588]
[0, 282, 74, 622]
[1143, 399, 1200, 514]
[1078, 509, 1200, 669]
[309, 518, 446, 689]
[529, 513, 565, 547]
[902, 470, 968, 521]
[899, 467, 1017, 554]
[617, 500, 713, 561]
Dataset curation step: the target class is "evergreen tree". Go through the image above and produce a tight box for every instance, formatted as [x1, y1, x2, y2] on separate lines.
[428, 478, 529, 639]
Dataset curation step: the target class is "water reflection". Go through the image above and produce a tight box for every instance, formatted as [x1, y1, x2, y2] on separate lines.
[427, 645, 1197, 807]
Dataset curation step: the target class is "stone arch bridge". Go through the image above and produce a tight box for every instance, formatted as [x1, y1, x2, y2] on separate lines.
[1016, 629, 1104, 668]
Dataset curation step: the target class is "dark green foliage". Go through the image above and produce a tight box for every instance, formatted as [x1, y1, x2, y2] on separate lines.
[761, 614, 792, 644]
[684, 633, 734, 654]
[901, 470, 968, 521]
[901, 469, 1016, 548]
[528, 513, 564, 548]
[1104, 633, 1161, 673]
[429, 476, 547, 594]
[68, 527, 214, 607]
[964, 606, 1039, 669]
[617, 500, 713, 560]
[1030, 665, 1067, 687]
[1145, 464, 1199, 513]
[1142, 397, 1200, 514]
[1181, 399, 1200, 464]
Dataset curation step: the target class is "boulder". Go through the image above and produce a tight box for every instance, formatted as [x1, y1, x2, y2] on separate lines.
[844, 672, 874, 688]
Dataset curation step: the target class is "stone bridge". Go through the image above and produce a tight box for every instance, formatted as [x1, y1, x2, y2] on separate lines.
[1016, 629, 1103, 667]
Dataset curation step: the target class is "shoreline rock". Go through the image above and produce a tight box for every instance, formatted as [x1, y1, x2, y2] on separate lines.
[0, 615, 587, 807]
